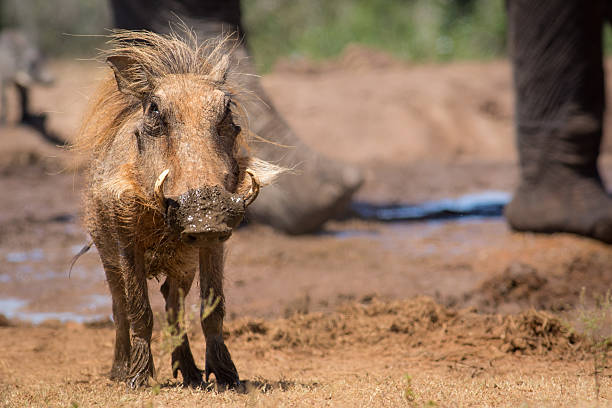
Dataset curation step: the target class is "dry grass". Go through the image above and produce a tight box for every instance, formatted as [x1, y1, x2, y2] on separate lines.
[1, 297, 611, 407]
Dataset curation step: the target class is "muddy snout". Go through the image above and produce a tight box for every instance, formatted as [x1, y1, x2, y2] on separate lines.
[166, 186, 246, 246]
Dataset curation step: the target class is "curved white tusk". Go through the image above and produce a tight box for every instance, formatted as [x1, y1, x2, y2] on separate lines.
[243, 169, 260, 207]
[154, 169, 170, 212]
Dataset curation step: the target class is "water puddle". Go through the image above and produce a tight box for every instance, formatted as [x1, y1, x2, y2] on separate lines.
[0, 296, 109, 324]
[351, 191, 510, 222]
[5, 249, 44, 263]
[0, 191, 512, 323]
[325, 192, 511, 256]
[1, 247, 108, 323]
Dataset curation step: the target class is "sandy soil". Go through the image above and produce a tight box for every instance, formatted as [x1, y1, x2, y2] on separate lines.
[0, 49, 611, 406]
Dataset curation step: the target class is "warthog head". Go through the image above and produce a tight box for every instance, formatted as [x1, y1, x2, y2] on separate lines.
[101, 32, 280, 246]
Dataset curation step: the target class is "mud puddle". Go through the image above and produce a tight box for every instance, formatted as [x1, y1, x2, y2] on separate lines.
[0, 191, 514, 324]
[326, 191, 511, 256]
[0, 241, 110, 324]
[350, 190, 510, 221]
[0, 296, 109, 324]
[2, 189, 606, 325]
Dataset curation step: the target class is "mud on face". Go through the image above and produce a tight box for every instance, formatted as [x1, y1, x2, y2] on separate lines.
[166, 185, 246, 246]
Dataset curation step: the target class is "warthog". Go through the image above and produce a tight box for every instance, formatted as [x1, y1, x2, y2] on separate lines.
[0, 29, 54, 124]
[77, 30, 282, 388]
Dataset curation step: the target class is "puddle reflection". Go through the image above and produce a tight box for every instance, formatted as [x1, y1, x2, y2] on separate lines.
[6, 249, 44, 263]
[0, 296, 110, 324]
[351, 191, 510, 221]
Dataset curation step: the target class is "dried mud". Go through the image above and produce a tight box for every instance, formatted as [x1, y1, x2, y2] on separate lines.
[456, 251, 612, 314]
[227, 297, 586, 359]
[1, 53, 612, 406]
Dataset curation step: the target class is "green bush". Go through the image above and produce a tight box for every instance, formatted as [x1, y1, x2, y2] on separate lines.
[1, 0, 509, 69]
[243, 0, 507, 72]
[1, 0, 110, 56]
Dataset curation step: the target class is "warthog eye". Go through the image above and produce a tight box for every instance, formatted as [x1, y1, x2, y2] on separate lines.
[148, 102, 160, 116]
[219, 103, 240, 138]
[142, 100, 165, 138]
[221, 101, 231, 120]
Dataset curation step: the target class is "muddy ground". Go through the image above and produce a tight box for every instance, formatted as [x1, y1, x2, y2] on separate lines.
[0, 49, 611, 406]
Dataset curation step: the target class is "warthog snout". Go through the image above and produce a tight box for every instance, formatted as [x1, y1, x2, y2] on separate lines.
[181, 226, 232, 245]
[155, 169, 260, 246]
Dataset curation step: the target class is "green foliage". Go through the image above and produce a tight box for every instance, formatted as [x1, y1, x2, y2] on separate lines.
[151, 383, 161, 396]
[403, 374, 439, 407]
[0, 0, 110, 56]
[575, 288, 612, 401]
[155, 288, 220, 381]
[201, 288, 221, 322]
[9, 0, 612, 73]
[604, 25, 612, 56]
[243, 0, 507, 72]
[156, 293, 190, 374]
[2, 0, 507, 68]
[403, 374, 418, 403]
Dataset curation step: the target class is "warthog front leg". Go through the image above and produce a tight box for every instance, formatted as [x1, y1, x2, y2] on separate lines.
[105, 266, 130, 381]
[120, 243, 155, 388]
[95, 237, 131, 382]
[160, 273, 204, 387]
[199, 245, 239, 388]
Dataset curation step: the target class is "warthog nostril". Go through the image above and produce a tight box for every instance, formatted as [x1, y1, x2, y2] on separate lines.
[181, 229, 232, 246]
[184, 233, 198, 244]
[216, 230, 232, 241]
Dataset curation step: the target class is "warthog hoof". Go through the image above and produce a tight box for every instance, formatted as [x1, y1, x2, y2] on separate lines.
[172, 345, 205, 388]
[205, 338, 240, 389]
[109, 361, 129, 382]
[127, 338, 155, 388]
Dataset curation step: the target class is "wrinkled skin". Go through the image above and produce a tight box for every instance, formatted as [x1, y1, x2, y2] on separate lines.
[0, 29, 54, 124]
[83, 33, 277, 388]
[109, 0, 364, 234]
[505, 0, 612, 244]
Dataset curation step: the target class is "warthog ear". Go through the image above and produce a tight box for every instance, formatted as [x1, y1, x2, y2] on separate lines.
[209, 54, 230, 83]
[107, 55, 151, 98]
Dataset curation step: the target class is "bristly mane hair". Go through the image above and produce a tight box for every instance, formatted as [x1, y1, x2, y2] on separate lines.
[75, 29, 247, 157]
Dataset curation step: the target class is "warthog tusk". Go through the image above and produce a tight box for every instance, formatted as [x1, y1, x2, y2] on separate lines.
[243, 169, 260, 207]
[154, 169, 170, 212]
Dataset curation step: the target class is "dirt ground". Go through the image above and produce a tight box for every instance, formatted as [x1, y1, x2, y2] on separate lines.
[0, 48, 611, 406]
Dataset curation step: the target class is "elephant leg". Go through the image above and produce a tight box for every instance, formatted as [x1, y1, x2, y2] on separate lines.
[199, 245, 239, 388]
[232, 43, 363, 234]
[160, 273, 204, 387]
[108, 0, 363, 234]
[505, 0, 612, 243]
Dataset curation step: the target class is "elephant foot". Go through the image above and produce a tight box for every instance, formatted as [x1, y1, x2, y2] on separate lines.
[205, 336, 240, 389]
[126, 338, 155, 388]
[172, 341, 204, 387]
[248, 156, 363, 234]
[505, 171, 612, 243]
